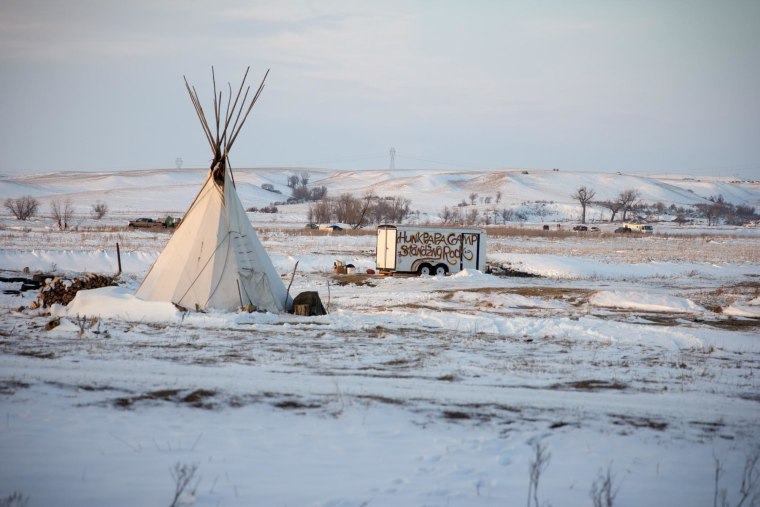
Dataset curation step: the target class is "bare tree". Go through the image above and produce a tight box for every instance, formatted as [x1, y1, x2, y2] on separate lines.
[500, 208, 513, 224]
[469, 192, 478, 206]
[392, 197, 411, 222]
[374, 196, 411, 223]
[713, 451, 760, 507]
[527, 441, 550, 507]
[597, 199, 624, 223]
[292, 185, 311, 201]
[591, 465, 619, 507]
[169, 462, 199, 507]
[333, 193, 360, 224]
[439, 206, 453, 224]
[495, 190, 502, 204]
[309, 200, 332, 223]
[4, 196, 39, 220]
[353, 191, 375, 229]
[571, 186, 596, 224]
[465, 208, 479, 225]
[618, 189, 640, 221]
[310, 186, 328, 201]
[287, 174, 299, 189]
[299, 171, 310, 187]
[450, 206, 463, 225]
[50, 198, 74, 230]
[696, 196, 731, 226]
[91, 201, 108, 220]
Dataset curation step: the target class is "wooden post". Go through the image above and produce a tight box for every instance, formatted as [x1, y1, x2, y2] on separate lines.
[284, 260, 299, 311]
[116, 242, 122, 275]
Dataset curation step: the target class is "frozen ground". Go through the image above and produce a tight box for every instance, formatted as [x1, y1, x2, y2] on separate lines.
[1, 215, 759, 506]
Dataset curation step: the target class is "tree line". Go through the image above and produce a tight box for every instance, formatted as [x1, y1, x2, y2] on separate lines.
[571, 186, 757, 225]
[308, 192, 412, 229]
[4, 196, 108, 229]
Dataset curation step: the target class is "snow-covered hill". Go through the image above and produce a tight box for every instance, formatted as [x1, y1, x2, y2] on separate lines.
[2, 167, 759, 217]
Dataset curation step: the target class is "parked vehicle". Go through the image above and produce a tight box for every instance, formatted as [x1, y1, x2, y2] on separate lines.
[305, 223, 319, 229]
[319, 224, 344, 232]
[128, 216, 179, 229]
[376, 224, 487, 276]
[128, 218, 159, 228]
[624, 223, 654, 233]
[572, 225, 588, 231]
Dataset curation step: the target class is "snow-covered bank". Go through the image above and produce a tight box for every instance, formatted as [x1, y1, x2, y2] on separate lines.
[0, 248, 156, 274]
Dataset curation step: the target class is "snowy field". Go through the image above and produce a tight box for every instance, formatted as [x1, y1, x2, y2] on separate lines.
[1, 168, 759, 506]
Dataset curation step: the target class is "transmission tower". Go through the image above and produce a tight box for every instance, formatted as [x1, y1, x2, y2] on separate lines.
[389, 147, 396, 169]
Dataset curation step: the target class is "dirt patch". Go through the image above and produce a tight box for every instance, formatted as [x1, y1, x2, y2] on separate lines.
[114, 388, 218, 409]
[181, 389, 217, 408]
[381, 357, 422, 368]
[76, 384, 117, 392]
[443, 410, 472, 420]
[273, 399, 322, 410]
[637, 315, 682, 326]
[611, 414, 668, 431]
[329, 274, 379, 286]
[690, 420, 725, 434]
[438, 286, 592, 300]
[17, 350, 56, 359]
[551, 380, 627, 391]
[488, 265, 541, 278]
[0, 380, 30, 395]
[693, 317, 760, 331]
[737, 392, 760, 403]
[355, 394, 405, 405]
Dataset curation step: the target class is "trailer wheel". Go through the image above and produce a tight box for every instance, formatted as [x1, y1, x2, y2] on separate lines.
[434, 264, 448, 276]
[417, 263, 433, 276]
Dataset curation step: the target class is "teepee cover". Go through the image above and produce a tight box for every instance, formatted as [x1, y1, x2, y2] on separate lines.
[136, 67, 289, 313]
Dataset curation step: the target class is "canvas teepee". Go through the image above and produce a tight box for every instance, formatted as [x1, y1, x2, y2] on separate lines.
[136, 67, 290, 313]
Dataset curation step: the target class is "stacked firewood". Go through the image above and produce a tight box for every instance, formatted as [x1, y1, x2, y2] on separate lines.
[31, 274, 116, 309]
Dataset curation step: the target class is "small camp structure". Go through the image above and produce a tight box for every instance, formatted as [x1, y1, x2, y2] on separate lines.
[136, 68, 290, 313]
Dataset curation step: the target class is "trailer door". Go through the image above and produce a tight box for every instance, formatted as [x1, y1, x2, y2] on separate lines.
[459, 233, 480, 271]
[376, 228, 397, 270]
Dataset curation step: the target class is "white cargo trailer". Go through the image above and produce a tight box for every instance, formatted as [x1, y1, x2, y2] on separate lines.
[376, 224, 487, 276]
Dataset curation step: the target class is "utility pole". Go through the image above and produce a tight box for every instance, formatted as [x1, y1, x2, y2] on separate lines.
[389, 147, 396, 169]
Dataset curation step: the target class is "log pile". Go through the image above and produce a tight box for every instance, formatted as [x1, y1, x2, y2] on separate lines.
[31, 274, 116, 309]
[291, 291, 327, 316]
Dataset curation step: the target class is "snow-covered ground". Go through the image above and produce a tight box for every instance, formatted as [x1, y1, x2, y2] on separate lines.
[1, 168, 759, 506]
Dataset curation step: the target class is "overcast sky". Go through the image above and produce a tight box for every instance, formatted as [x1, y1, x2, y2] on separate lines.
[1, 0, 758, 178]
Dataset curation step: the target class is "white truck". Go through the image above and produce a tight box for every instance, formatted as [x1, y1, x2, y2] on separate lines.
[623, 223, 654, 233]
[376, 224, 487, 276]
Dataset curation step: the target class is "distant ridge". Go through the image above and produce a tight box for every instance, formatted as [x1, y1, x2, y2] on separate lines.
[1, 167, 758, 215]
